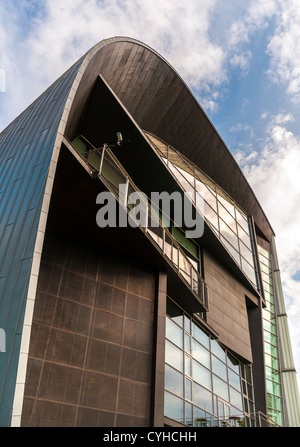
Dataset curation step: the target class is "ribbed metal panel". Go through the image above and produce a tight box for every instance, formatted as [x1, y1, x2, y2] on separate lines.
[271, 237, 300, 426]
[0, 58, 83, 426]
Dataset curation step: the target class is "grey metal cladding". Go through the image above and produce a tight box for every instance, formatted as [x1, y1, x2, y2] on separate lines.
[0, 57, 83, 426]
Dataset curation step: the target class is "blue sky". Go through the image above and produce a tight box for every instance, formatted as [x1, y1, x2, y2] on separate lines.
[1, 0, 300, 394]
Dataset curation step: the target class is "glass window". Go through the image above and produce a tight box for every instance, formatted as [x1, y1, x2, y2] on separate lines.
[241, 258, 257, 285]
[192, 339, 210, 369]
[227, 352, 240, 374]
[204, 202, 219, 230]
[204, 186, 217, 211]
[211, 339, 226, 362]
[219, 219, 239, 251]
[193, 360, 212, 390]
[184, 315, 191, 334]
[213, 375, 229, 402]
[185, 333, 191, 353]
[164, 391, 184, 423]
[185, 402, 193, 426]
[193, 383, 213, 413]
[212, 356, 227, 381]
[217, 193, 235, 217]
[165, 364, 184, 397]
[220, 236, 241, 266]
[185, 355, 192, 377]
[165, 340, 184, 372]
[237, 224, 252, 250]
[194, 406, 214, 427]
[230, 387, 243, 410]
[236, 210, 249, 234]
[218, 202, 237, 232]
[240, 241, 254, 267]
[185, 378, 193, 401]
[166, 318, 183, 348]
[167, 299, 183, 327]
[192, 322, 210, 349]
[228, 368, 241, 392]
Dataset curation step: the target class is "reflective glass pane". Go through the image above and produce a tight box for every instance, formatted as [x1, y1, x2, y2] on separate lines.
[204, 202, 219, 230]
[192, 339, 210, 369]
[185, 333, 191, 353]
[227, 352, 240, 374]
[230, 387, 243, 410]
[165, 365, 184, 397]
[237, 224, 252, 250]
[220, 236, 241, 265]
[213, 375, 229, 402]
[185, 378, 193, 400]
[184, 315, 191, 334]
[194, 406, 214, 427]
[165, 340, 184, 372]
[217, 193, 235, 217]
[212, 355, 227, 381]
[218, 202, 237, 232]
[241, 258, 257, 285]
[240, 241, 254, 267]
[193, 360, 212, 390]
[164, 391, 184, 423]
[204, 187, 217, 211]
[166, 318, 183, 348]
[192, 322, 210, 349]
[267, 379, 281, 397]
[167, 299, 183, 327]
[185, 402, 193, 426]
[228, 368, 241, 392]
[211, 339, 226, 362]
[193, 383, 213, 413]
[185, 355, 192, 377]
[219, 219, 239, 250]
[236, 210, 249, 234]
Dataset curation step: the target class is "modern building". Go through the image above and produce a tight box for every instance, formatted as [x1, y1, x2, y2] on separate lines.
[0, 36, 299, 428]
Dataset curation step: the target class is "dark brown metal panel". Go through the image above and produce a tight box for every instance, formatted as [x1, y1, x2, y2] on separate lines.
[66, 37, 273, 240]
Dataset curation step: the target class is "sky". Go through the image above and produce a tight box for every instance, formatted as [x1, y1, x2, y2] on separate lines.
[1, 0, 300, 396]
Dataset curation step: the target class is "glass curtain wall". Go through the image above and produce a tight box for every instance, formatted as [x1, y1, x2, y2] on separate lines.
[258, 245, 284, 426]
[145, 132, 258, 289]
[164, 298, 256, 427]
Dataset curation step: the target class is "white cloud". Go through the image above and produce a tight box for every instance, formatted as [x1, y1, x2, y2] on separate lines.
[0, 0, 229, 130]
[240, 112, 300, 377]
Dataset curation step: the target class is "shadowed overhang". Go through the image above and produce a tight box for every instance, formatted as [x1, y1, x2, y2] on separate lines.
[65, 36, 274, 242]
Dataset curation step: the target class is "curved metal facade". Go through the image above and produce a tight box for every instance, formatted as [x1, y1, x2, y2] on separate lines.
[0, 37, 298, 427]
[0, 56, 84, 425]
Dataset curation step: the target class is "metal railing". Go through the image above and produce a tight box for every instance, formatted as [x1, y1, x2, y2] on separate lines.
[65, 136, 208, 311]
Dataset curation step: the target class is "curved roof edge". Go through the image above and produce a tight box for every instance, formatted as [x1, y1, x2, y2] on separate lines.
[76, 36, 274, 240]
